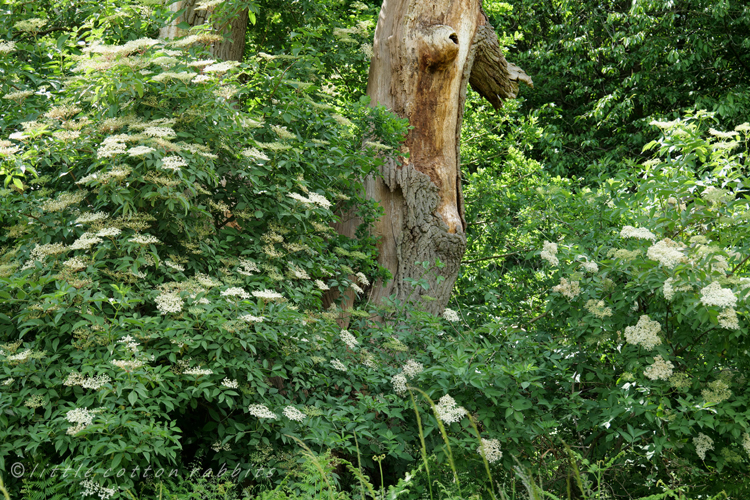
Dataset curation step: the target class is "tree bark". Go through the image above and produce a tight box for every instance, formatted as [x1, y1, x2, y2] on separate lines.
[160, 0, 248, 62]
[362, 0, 532, 315]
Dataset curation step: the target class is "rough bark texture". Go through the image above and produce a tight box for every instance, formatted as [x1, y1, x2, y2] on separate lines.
[362, 0, 532, 315]
[160, 0, 248, 62]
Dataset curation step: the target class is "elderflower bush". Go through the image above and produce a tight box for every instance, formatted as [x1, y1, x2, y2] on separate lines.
[540, 113, 750, 478]
[0, 5, 409, 496]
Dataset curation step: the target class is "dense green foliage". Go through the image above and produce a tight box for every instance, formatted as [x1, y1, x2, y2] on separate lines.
[1, 0, 750, 499]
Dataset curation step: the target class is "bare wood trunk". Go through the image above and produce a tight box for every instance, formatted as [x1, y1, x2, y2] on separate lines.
[362, 0, 532, 315]
[160, 0, 248, 62]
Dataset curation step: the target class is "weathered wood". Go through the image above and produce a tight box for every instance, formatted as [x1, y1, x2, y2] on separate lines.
[362, 0, 532, 315]
[160, 0, 248, 62]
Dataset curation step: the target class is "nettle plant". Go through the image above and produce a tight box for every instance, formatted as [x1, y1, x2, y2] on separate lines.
[0, 17, 411, 496]
[541, 113, 750, 480]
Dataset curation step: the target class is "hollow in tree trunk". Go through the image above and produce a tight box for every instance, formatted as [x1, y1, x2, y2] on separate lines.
[359, 0, 532, 315]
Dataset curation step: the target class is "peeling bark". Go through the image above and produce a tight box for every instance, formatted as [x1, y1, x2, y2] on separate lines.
[362, 0, 532, 315]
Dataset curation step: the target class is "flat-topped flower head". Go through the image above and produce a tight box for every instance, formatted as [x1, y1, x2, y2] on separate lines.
[391, 373, 407, 395]
[127, 145, 155, 157]
[540, 241, 559, 265]
[252, 289, 284, 301]
[435, 394, 466, 424]
[283, 406, 306, 421]
[647, 239, 685, 268]
[620, 226, 656, 241]
[248, 404, 277, 419]
[340, 330, 359, 349]
[129, 233, 161, 245]
[624, 315, 662, 350]
[694, 433, 714, 460]
[700, 281, 737, 308]
[443, 308, 459, 322]
[478, 438, 503, 463]
[221, 287, 250, 300]
[644, 355, 674, 381]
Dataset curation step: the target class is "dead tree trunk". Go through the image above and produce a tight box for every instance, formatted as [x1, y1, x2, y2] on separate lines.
[160, 0, 248, 61]
[362, 1, 532, 315]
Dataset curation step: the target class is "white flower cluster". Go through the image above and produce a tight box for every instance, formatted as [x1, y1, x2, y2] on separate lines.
[96, 227, 121, 238]
[76, 211, 109, 224]
[221, 287, 250, 300]
[14, 18, 47, 32]
[80, 480, 115, 500]
[331, 359, 347, 372]
[647, 239, 685, 268]
[435, 394, 466, 424]
[283, 406, 306, 421]
[184, 367, 213, 376]
[718, 308, 740, 330]
[29, 243, 68, 262]
[391, 373, 408, 395]
[161, 155, 187, 172]
[624, 315, 662, 350]
[272, 125, 295, 140]
[111, 359, 144, 371]
[7, 350, 32, 363]
[204, 61, 240, 74]
[580, 260, 599, 273]
[42, 191, 87, 212]
[287, 192, 332, 210]
[66, 407, 94, 435]
[356, 272, 370, 286]
[211, 441, 231, 452]
[540, 241, 559, 265]
[129, 233, 161, 245]
[694, 433, 714, 460]
[662, 277, 692, 301]
[700, 281, 737, 308]
[248, 404, 277, 419]
[702, 379, 732, 403]
[340, 330, 359, 349]
[241, 147, 270, 161]
[0, 41, 16, 54]
[128, 145, 155, 157]
[237, 259, 259, 276]
[97, 136, 128, 158]
[221, 378, 239, 389]
[620, 226, 656, 241]
[144, 126, 176, 138]
[290, 266, 310, 279]
[155, 291, 183, 314]
[392, 359, 425, 396]
[315, 280, 330, 290]
[477, 438, 503, 464]
[252, 289, 285, 301]
[742, 433, 750, 457]
[64, 371, 111, 390]
[402, 359, 424, 379]
[643, 355, 674, 381]
[350, 282, 364, 294]
[552, 278, 581, 300]
[585, 299, 612, 318]
[701, 186, 733, 204]
[164, 260, 185, 272]
[239, 314, 265, 323]
[69, 232, 103, 251]
[25, 395, 45, 408]
[443, 308, 459, 322]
